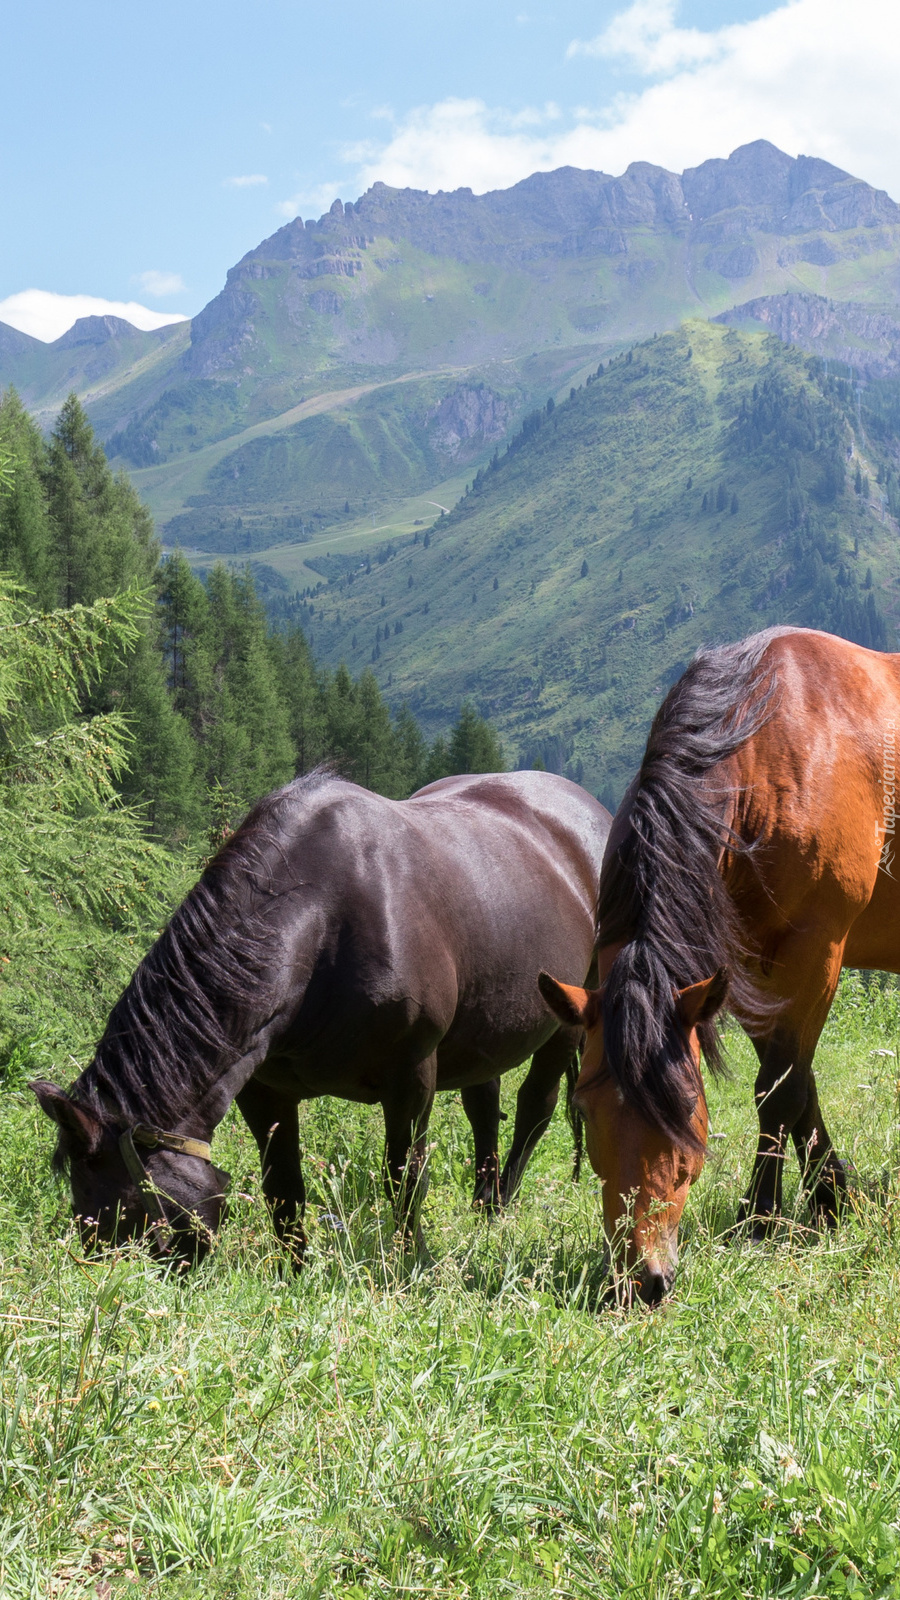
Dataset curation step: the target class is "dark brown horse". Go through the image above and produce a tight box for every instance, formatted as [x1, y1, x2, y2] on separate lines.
[32, 769, 610, 1265]
[541, 627, 900, 1303]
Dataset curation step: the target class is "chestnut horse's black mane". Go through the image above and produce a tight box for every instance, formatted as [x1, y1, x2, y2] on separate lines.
[597, 628, 790, 1148]
[58, 771, 335, 1157]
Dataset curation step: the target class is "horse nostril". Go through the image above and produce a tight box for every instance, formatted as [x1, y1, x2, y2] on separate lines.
[639, 1269, 670, 1306]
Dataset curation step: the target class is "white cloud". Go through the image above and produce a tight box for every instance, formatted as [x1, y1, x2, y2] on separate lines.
[568, 0, 722, 73]
[276, 182, 344, 221]
[349, 0, 900, 201]
[225, 173, 269, 188]
[350, 98, 576, 194]
[134, 269, 187, 297]
[0, 289, 189, 344]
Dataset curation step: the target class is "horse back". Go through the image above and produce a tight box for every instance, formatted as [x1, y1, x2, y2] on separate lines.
[252, 771, 611, 1096]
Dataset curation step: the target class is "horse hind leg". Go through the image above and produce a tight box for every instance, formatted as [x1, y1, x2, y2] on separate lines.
[235, 1078, 306, 1270]
[461, 1078, 503, 1211]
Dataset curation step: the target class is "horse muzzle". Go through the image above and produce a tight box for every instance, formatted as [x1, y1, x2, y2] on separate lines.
[636, 1243, 678, 1306]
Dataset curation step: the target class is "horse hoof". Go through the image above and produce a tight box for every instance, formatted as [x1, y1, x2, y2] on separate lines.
[472, 1175, 504, 1213]
[728, 1207, 777, 1244]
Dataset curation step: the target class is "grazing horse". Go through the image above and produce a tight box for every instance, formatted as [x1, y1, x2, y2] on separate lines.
[541, 626, 900, 1304]
[32, 770, 610, 1265]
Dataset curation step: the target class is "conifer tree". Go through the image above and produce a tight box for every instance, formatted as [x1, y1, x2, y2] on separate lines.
[0, 390, 55, 605]
[202, 564, 294, 812]
[424, 735, 451, 785]
[272, 626, 327, 775]
[44, 394, 157, 607]
[447, 701, 505, 774]
[394, 703, 427, 794]
[322, 662, 365, 778]
[354, 669, 402, 792]
[158, 550, 214, 733]
[118, 637, 202, 840]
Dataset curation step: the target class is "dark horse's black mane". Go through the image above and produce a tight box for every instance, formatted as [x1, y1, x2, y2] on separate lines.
[55, 772, 335, 1165]
[597, 628, 789, 1149]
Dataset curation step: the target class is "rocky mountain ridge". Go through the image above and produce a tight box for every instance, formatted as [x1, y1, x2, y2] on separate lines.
[185, 140, 900, 383]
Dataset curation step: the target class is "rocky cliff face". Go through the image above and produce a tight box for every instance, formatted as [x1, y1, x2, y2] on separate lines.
[715, 292, 900, 377]
[425, 384, 511, 461]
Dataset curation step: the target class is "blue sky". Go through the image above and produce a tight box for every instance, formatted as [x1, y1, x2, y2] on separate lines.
[2, 0, 896, 338]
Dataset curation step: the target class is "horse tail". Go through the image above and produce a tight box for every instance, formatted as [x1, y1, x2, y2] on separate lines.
[565, 1055, 584, 1184]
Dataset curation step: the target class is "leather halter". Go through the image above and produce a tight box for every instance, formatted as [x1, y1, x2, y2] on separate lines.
[118, 1123, 224, 1253]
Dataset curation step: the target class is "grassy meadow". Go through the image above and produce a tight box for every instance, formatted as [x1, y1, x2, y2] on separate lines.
[2, 972, 900, 1598]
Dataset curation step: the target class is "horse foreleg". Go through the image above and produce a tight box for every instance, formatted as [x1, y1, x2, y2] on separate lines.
[736, 1033, 807, 1235]
[738, 1034, 845, 1235]
[461, 1078, 502, 1211]
[498, 1029, 578, 1205]
[790, 1068, 847, 1223]
[738, 937, 847, 1235]
[381, 1053, 437, 1246]
[235, 1078, 306, 1269]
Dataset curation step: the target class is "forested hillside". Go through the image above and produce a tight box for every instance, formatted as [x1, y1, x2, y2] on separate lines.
[0, 389, 504, 844]
[302, 321, 899, 804]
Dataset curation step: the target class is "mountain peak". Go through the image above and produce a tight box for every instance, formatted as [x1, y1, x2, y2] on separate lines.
[53, 314, 145, 349]
[683, 140, 898, 229]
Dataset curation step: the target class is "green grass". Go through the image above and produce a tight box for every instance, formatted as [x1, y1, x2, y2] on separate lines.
[3, 972, 900, 1597]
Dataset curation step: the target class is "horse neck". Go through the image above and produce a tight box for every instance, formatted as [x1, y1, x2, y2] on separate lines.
[84, 1028, 254, 1142]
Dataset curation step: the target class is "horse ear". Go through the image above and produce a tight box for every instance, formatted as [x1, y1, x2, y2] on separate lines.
[538, 972, 600, 1029]
[676, 968, 729, 1031]
[29, 1080, 103, 1154]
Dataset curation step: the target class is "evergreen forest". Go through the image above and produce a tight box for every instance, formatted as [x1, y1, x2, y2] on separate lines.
[0, 388, 504, 836]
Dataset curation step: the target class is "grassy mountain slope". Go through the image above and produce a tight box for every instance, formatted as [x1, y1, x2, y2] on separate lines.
[295, 321, 898, 802]
[148, 350, 597, 552]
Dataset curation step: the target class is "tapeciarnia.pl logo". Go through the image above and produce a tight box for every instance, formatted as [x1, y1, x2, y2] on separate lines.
[878, 719, 896, 877]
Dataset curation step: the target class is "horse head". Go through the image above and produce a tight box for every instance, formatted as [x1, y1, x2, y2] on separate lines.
[538, 967, 727, 1305]
[30, 1081, 230, 1266]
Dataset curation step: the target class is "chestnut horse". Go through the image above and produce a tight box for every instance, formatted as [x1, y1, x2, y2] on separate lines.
[32, 769, 610, 1265]
[541, 627, 900, 1304]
